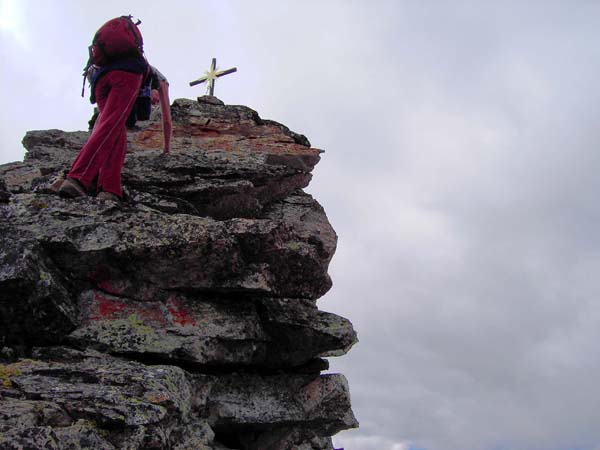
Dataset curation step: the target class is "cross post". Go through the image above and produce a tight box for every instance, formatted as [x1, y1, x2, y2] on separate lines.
[189, 58, 237, 96]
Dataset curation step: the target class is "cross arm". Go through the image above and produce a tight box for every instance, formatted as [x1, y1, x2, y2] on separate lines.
[215, 67, 237, 78]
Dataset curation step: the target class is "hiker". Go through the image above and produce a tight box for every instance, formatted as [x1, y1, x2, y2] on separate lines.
[60, 16, 169, 202]
[89, 65, 172, 155]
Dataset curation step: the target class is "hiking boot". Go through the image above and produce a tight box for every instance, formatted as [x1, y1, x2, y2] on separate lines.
[96, 191, 121, 203]
[49, 175, 65, 193]
[58, 178, 87, 198]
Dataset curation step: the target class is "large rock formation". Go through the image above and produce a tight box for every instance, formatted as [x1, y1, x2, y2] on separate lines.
[0, 97, 357, 449]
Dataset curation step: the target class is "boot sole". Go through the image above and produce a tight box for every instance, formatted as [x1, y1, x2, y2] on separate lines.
[58, 179, 87, 198]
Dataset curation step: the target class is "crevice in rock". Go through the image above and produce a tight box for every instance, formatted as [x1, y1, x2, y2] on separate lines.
[105, 350, 328, 377]
[213, 431, 245, 449]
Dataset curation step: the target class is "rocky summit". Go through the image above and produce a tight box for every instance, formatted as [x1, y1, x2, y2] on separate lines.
[0, 97, 358, 450]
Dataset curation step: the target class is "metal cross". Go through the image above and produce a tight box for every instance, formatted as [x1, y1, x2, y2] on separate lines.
[189, 58, 237, 96]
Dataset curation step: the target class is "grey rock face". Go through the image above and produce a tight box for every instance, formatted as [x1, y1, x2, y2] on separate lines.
[0, 98, 356, 449]
[0, 237, 77, 347]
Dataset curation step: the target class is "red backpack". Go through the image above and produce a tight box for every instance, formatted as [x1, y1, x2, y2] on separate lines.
[81, 15, 145, 97]
[90, 15, 144, 66]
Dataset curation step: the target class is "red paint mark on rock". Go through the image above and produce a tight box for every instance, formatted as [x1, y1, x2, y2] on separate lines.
[87, 293, 196, 328]
[138, 304, 168, 326]
[166, 298, 197, 327]
[92, 293, 127, 320]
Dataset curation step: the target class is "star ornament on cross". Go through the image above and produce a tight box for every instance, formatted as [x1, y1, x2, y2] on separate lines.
[189, 58, 237, 96]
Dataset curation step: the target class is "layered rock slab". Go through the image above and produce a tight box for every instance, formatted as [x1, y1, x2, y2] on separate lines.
[2, 191, 335, 299]
[0, 190, 348, 356]
[68, 292, 355, 370]
[6, 97, 321, 219]
[0, 348, 356, 450]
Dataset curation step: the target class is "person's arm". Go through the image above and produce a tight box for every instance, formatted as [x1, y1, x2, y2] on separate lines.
[158, 80, 172, 153]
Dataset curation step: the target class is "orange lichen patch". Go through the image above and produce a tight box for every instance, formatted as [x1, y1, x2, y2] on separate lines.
[144, 392, 170, 404]
[128, 120, 321, 159]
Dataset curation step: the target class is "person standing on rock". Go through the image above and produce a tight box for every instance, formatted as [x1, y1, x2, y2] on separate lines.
[59, 16, 169, 203]
[88, 64, 172, 153]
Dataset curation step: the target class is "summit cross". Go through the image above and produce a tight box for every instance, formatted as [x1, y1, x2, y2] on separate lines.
[189, 58, 237, 96]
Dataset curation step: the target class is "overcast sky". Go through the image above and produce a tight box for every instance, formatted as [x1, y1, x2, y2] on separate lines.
[3, 1, 600, 449]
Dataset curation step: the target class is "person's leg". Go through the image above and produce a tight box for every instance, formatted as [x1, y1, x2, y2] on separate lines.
[96, 102, 128, 197]
[67, 71, 142, 197]
[96, 71, 143, 197]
